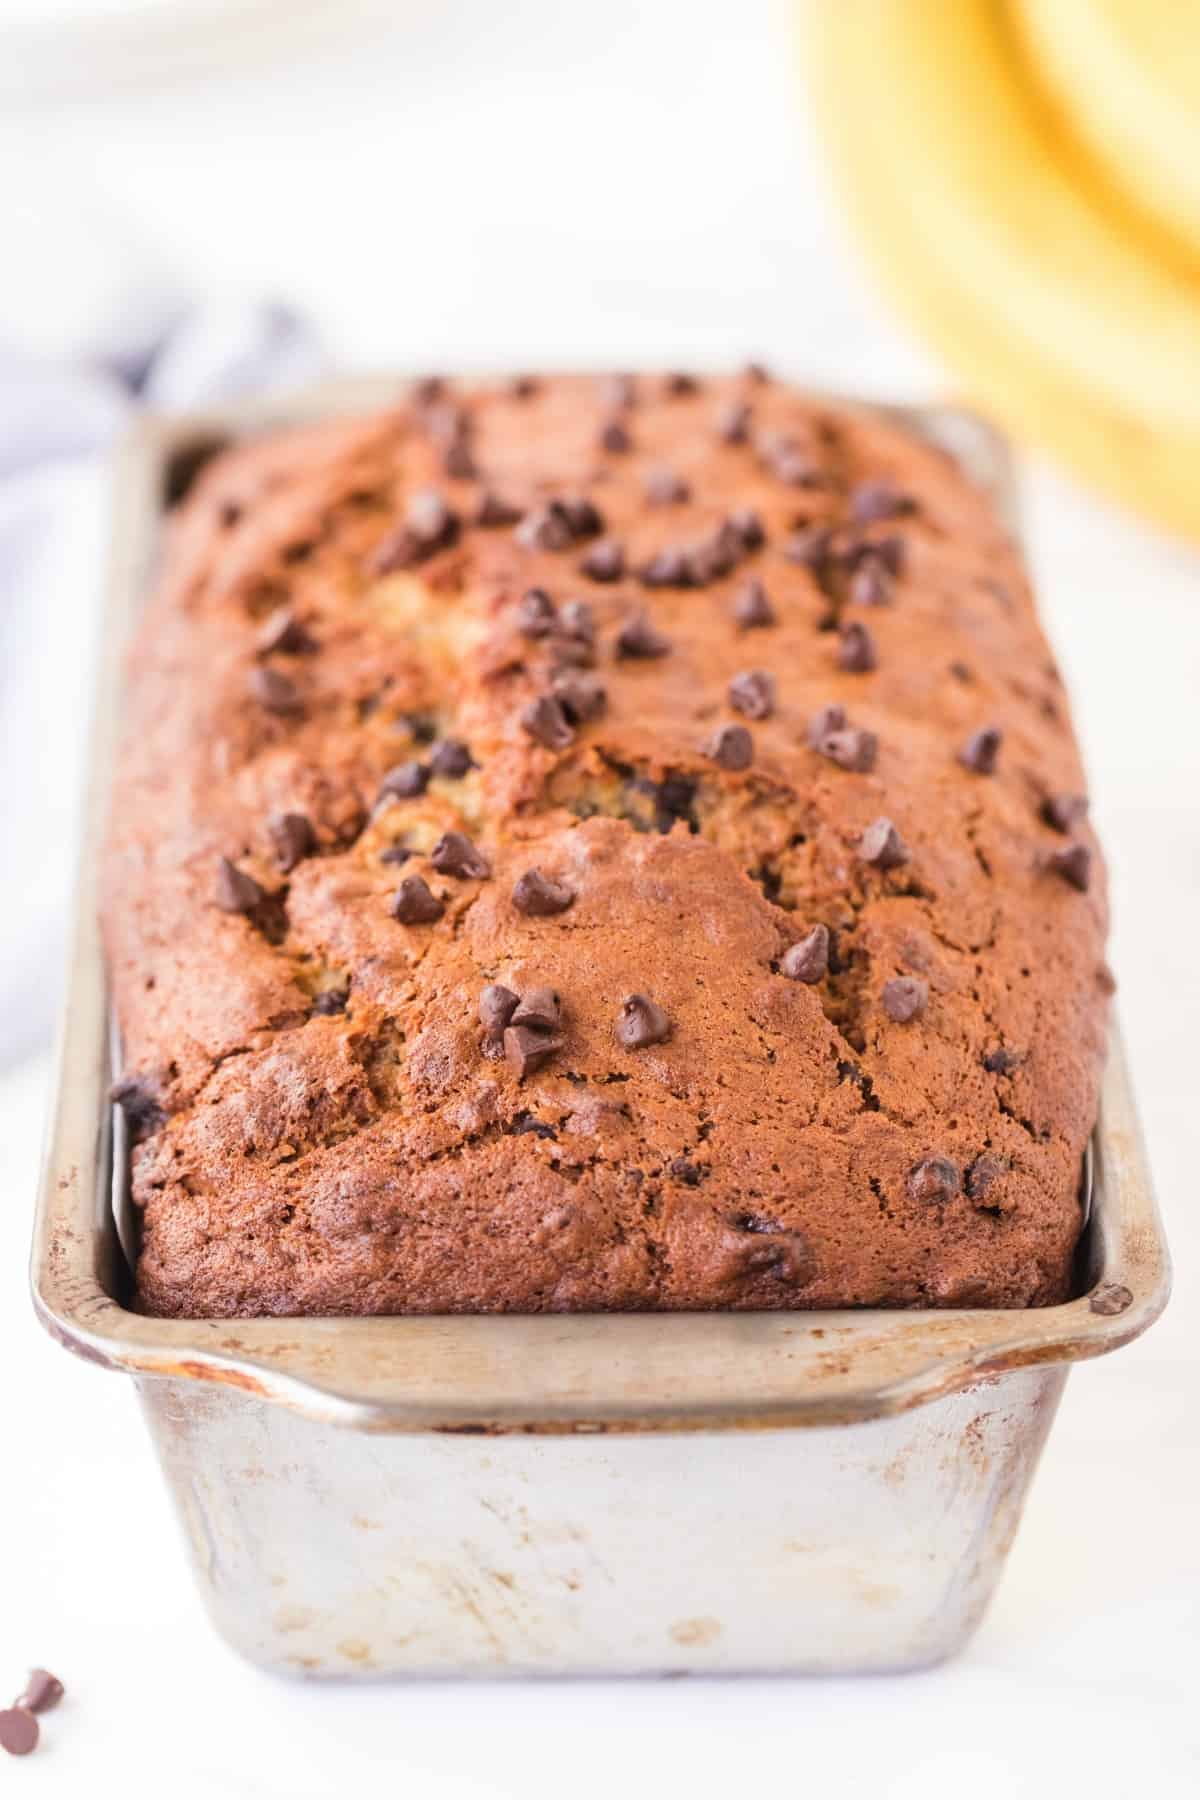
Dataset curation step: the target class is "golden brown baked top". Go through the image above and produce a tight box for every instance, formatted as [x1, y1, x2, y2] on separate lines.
[103, 372, 1109, 1316]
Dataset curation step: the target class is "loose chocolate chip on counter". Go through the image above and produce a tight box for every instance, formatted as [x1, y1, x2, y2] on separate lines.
[0, 1709, 38, 1757]
[705, 723, 754, 771]
[858, 817, 909, 869]
[378, 760, 429, 801]
[429, 738, 474, 779]
[599, 417, 633, 453]
[268, 810, 316, 872]
[1089, 1282, 1133, 1316]
[517, 586, 558, 637]
[959, 726, 1003, 775]
[215, 856, 266, 914]
[1047, 843, 1092, 891]
[726, 506, 766, 552]
[521, 693, 576, 750]
[16, 1672, 63, 1716]
[248, 666, 303, 715]
[728, 668, 775, 720]
[110, 1077, 165, 1142]
[907, 1157, 961, 1204]
[513, 868, 575, 916]
[1041, 792, 1088, 834]
[504, 1024, 566, 1079]
[965, 1154, 1005, 1202]
[850, 479, 914, 524]
[579, 538, 625, 582]
[255, 605, 316, 656]
[715, 399, 751, 444]
[616, 611, 672, 658]
[732, 577, 776, 630]
[391, 875, 445, 924]
[847, 560, 893, 608]
[881, 976, 928, 1022]
[638, 546, 695, 589]
[781, 924, 830, 984]
[551, 670, 607, 723]
[616, 992, 671, 1049]
[511, 987, 563, 1031]
[837, 619, 878, 673]
[431, 831, 491, 880]
[311, 987, 348, 1016]
[644, 465, 691, 506]
[474, 490, 523, 528]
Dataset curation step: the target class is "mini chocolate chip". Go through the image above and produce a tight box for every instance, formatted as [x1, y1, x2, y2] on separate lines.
[561, 496, 605, 539]
[16, 1672, 63, 1717]
[559, 599, 596, 645]
[599, 373, 636, 411]
[965, 1154, 1005, 1201]
[255, 605, 316, 656]
[866, 533, 907, 577]
[881, 976, 928, 1022]
[110, 1077, 165, 1142]
[847, 560, 893, 607]
[644, 465, 691, 506]
[807, 701, 845, 742]
[515, 501, 576, 552]
[379, 844, 412, 865]
[715, 400, 751, 444]
[579, 538, 625, 582]
[726, 506, 766, 551]
[412, 375, 446, 405]
[372, 489, 461, 571]
[686, 522, 743, 584]
[1048, 843, 1091, 891]
[511, 986, 562, 1031]
[443, 437, 478, 479]
[781, 924, 829, 984]
[670, 1157, 703, 1184]
[0, 1709, 38, 1757]
[504, 1024, 565, 1078]
[705, 723, 754, 770]
[248, 666, 303, 714]
[513, 868, 575, 915]
[765, 438, 823, 486]
[1089, 1281, 1133, 1316]
[616, 992, 671, 1049]
[551, 669, 607, 722]
[431, 830, 491, 879]
[959, 726, 1003, 775]
[474, 490, 523, 527]
[784, 524, 835, 572]
[859, 817, 909, 869]
[391, 875, 444, 924]
[812, 721, 877, 772]
[521, 693, 576, 749]
[517, 586, 558, 637]
[311, 987, 348, 1016]
[908, 1157, 960, 1204]
[616, 611, 672, 658]
[664, 371, 699, 395]
[479, 984, 520, 1033]
[378, 760, 429, 801]
[1042, 792, 1088, 834]
[509, 375, 539, 399]
[429, 738, 474, 779]
[837, 619, 877, 673]
[639, 546, 694, 588]
[599, 417, 633, 453]
[215, 856, 265, 914]
[983, 1047, 1022, 1074]
[851, 479, 914, 524]
[728, 668, 775, 720]
[733, 577, 776, 629]
[268, 810, 315, 871]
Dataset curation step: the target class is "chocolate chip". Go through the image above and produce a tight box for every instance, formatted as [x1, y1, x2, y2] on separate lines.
[1089, 1281, 1133, 1316]
[599, 373, 636, 411]
[442, 436, 478, 479]
[616, 611, 671, 658]
[599, 417, 633, 453]
[1047, 843, 1092, 891]
[664, 371, 699, 395]
[378, 760, 429, 801]
[715, 400, 751, 444]
[579, 538, 625, 582]
[0, 1709, 38, 1757]
[808, 706, 877, 771]
[379, 844, 412, 865]
[509, 375, 539, 399]
[391, 875, 444, 924]
[807, 701, 845, 741]
[764, 437, 822, 487]
[686, 522, 743, 584]
[474, 490, 523, 528]
[784, 524, 835, 572]
[504, 1023, 565, 1079]
[668, 1157, 702, 1184]
[561, 496, 605, 539]
[851, 479, 913, 524]
[728, 668, 775, 720]
[428, 738, 474, 779]
[248, 666, 303, 715]
[111, 1077, 165, 1142]
[431, 831, 491, 880]
[513, 868, 575, 915]
[16, 1672, 63, 1717]
[781, 924, 829, 984]
[521, 693, 576, 749]
[959, 726, 1002, 775]
[847, 560, 893, 607]
[867, 533, 907, 577]
[644, 465, 691, 506]
[881, 976, 927, 1022]
[215, 856, 265, 914]
[705, 723, 754, 770]
[479, 984, 519, 1033]
[255, 605, 316, 656]
[858, 817, 909, 869]
[517, 586, 558, 637]
[551, 670, 607, 722]
[726, 506, 766, 551]
[515, 501, 576, 552]
[616, 992, 671, 1049]
[983, 1047, 1022, 1074]
[510, 987, 563, 1031]
[907, 1157, 960, 1204]
[268, 810, 315, 871]
[639, 546, 694, 588]
[1041, 792, 1088, 834]
[311, 987, 348, 1016]
[559, 599, 596, 647]
[965, 1154, 1005, 1201]
[412, 375, 446, 405]
[733, 577, 776, 630]
[837, 619, 877, 673]
[369, 489, 460, 572]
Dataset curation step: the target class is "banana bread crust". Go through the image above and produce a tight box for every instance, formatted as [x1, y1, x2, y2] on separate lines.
[103, 373, 1109, 1316]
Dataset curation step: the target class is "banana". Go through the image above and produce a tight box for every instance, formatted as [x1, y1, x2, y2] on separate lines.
[805, 0, 1200, 542]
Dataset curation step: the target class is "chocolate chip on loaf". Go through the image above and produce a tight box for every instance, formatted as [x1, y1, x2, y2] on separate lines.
[214, 857, 266, 914]
[959, 726, 1003, 775]
[378, 760, 429, 801]
[616, 611, 672, 658]
[474, 490, 523, 527]
[517, 587, 558, 637]
[504, 1023, 566, 1079]
[858, 817, 909, 869]
[513, 869, 575, 915]
[616, 992, 671, 1049]
[1041, 792, 1088, 833]
[1047, 843, 1092, 891]
[728, 669, 775, 720]
[850, 479, 914, 524]
[907, 1157, 961, 1204]
[808, 703, 877, 772]
[479, 983, 520, 1058]
[369, 490, 460, 572]
[881, 976, 928, 1022]
[267, 810, 315, 871]
[705, 723, 754, 770]
[511, 987, 563, 1031]
[780, 924, 829, 984]
[248, 666, 303, 715]
[551, 670, 607, 723]
[644, 465, 691, 506]
[430, 831, 490, 880]
[715, 399, 751, 444]
[428, 738, 474, 779]
[837, 619, 877, 673]
[599, 417, 633, 454]
[255, 605, 316, 657]
[579, 538, 625, 582]
[391, 875, 444, 924]
[732, 577, 775, 630]
[521, 693, 576, 749]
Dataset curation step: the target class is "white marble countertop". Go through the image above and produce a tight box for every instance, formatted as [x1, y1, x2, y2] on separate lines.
[1, 4, 1196, 1793]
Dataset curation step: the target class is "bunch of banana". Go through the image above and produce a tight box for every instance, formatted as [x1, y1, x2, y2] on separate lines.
[805, 0, 1200, 541]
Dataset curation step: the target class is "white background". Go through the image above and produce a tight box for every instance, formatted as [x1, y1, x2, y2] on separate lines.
[1, 3, 1197, 1795]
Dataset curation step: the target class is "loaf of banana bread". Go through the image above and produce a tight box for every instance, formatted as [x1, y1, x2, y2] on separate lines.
[103, 372, 1108, 1316]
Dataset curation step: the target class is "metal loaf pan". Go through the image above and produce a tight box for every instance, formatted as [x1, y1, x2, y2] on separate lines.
[31, 381, 1170, 1678]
